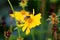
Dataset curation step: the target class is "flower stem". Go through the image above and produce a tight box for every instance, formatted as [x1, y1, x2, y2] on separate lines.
[8, 0, 18, 25]
[18, 27, 21, 38]
[8, 0, 14, 13]
[10, 25, 12, 32]
[8, 0, 18, 32]
[22, 7, 25, 10]
[31, 29, 35, 40]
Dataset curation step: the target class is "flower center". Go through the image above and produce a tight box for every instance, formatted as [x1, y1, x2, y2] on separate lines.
[22, 1, 25, 4]
[52, 15, 56, 17]
[22, 13, 25, 15]
[18, 21, 21, 24]
[28, 18, 33, 23]
[21, 10, 26, 15]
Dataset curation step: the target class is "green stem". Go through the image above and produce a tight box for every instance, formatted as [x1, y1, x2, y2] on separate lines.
[8, 0, 22, 38]
[22, 7, 25, 10]
[18, 27, 21, 38]
[8, 0, 14, 13]
[31, 29, 35, 40]
[8, 0, 18, 33]
[8, 0, 18, 25]
[10, 25, 12, 32]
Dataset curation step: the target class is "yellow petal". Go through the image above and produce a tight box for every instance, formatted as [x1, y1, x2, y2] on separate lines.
[22, 23, 28, 32]
[34, 13, 41, 19]
[17, 24, 24, 27]
[14, 11, 24, 22]
[28, 13, 41, 28]
[26, 28, 30, 35]
[34, 13, 41, 25]
[28, 21, 37, 29]
[10, 14, 14, 17]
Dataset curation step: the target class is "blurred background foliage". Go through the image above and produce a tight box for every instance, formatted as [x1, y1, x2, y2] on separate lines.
[0, 0, 60, 40]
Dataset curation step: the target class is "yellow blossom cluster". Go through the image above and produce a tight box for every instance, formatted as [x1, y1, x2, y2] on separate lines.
[9, 0, 41, 35]
[10, 9, 41, 35]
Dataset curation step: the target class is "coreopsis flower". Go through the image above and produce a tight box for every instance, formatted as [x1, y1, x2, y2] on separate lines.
[19, 0, 28, 8]
[10, 10, 30, 22]
[10, 10, 30, 29]
[22, 13, 41, 35]
[10, 11, 24, 21]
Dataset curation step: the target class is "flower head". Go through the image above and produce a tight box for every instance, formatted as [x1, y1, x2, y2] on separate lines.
[19, 0, 28, 9]
[10, 9, 42, 35]
[10, 10, 30, 27]
[10, 10, 29, 22]
[50, 13, 58, 24]
[22, 13, 41, 35]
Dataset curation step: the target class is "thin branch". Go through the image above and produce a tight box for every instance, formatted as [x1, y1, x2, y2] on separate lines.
[8, 0, 14, 13]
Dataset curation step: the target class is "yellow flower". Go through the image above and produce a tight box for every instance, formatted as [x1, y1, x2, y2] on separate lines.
[19, 0, 28, 8]
[22, 13, 41, 35]
[10, 10, 30, 28]
[10, 11, 24, 21]
[10, 10, 30, 22]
